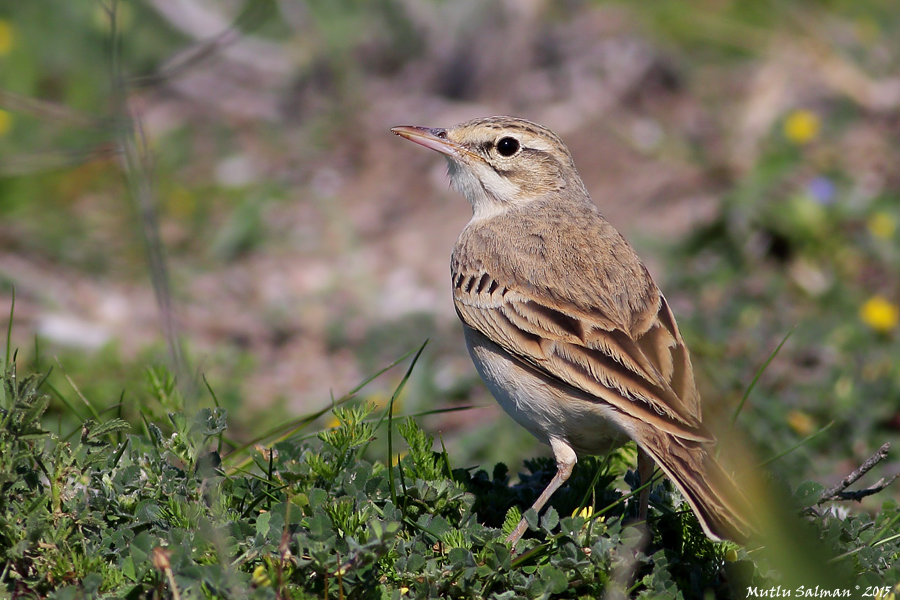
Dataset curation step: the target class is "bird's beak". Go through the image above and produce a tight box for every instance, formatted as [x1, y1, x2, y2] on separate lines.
[391, 126, 470, 160]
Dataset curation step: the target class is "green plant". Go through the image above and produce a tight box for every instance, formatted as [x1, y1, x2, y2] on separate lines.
[1, 347, 898, 599]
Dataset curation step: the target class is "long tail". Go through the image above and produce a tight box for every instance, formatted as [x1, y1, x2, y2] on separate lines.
[636, 428, 755, 544]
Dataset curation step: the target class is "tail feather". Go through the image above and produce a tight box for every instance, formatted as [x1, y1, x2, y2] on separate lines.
[637, 429, 755, 544]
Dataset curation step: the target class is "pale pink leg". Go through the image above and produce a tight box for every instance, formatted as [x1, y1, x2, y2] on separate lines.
[637, 447, 654, 523]
[506, 439, 577, 549]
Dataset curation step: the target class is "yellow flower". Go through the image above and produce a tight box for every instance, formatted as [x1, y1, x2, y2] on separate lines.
[786, 409, 814, 436]
[784, 109, 820, 145]
[0, 20, 14, 55]
[868, 212, 897, 240]
[725, 547, 739, 562]
[0, 109, 11, 137]
[251, 565, 270, 587]
[573, 506, 594, 519]
[860, 295, 900, 333]
[834, 375, 854, 400]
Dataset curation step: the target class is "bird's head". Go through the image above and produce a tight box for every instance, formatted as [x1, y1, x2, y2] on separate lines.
[392, 116, 589, 220]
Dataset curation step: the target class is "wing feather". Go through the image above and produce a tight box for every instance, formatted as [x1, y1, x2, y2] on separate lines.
[453, 268, 709, 443]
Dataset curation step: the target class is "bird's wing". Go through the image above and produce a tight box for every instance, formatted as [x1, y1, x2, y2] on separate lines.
[452, 267, 711, 443]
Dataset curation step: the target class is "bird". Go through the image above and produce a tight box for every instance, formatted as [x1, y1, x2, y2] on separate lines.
[390, 116, 754, 547]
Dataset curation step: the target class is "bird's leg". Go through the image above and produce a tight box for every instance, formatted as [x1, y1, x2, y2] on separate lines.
[637, 447, 654, 523]
[506, 439, 577, 549]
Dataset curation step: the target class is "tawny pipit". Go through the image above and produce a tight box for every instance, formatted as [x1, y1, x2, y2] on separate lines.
[391, 116, 753, 546]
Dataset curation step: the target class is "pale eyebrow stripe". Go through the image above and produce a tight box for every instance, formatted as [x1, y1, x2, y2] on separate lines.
[526, 137, 558, 153]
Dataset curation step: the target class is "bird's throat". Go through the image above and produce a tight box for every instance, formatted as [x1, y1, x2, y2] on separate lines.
[447, 159, 513, 222]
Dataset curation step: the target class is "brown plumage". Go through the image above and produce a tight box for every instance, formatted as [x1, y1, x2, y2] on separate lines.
[391, 116, 754, 547]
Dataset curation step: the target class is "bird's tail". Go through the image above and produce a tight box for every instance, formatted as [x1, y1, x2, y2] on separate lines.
[636, 428, 755, 544]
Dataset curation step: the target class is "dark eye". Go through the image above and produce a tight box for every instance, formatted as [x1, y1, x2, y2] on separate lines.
[496, 137, 520, 157]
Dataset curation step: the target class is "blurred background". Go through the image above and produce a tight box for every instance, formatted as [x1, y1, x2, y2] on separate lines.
[1, 0, 898, 505]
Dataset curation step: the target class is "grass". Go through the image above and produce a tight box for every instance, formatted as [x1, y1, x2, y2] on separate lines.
[2, 0, 900, 596]
[1, 343, 898, 598]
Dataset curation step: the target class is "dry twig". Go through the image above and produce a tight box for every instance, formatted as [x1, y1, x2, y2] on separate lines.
[817, 443, 900, 505]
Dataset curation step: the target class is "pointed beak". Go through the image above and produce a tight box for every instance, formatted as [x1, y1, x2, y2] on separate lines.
[390, 125, 470, 160]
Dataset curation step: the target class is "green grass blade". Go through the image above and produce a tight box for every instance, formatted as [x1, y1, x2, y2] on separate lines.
[203, 373, 232, 455]
[55, 357, 102, 421]
[116, 390, 125, 445]
[202, 374, 221, 409]
[385, 341, 429, 512]
[438, 432, 452, 478]
[224, 345, 424, 472]
[4, 285, 14, 370]
[390, 343, 429, 514]
[32, 334, 40, 372]
[730, 326, 795, 429]
[575, 454, 611, 517]
[46, 380, 87, 423]
[757, 421, 834, 468]
[360, 339, 429, 457]
[266, 404, 478, 447]
[870, 510, 900, 545]
[387, 379, 398, 510]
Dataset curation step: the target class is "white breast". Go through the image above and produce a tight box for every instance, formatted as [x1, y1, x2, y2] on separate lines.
[463, 326, 629, 456]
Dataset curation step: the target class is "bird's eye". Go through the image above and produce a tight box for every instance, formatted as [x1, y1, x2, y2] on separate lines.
[496, 137, 520, 157]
